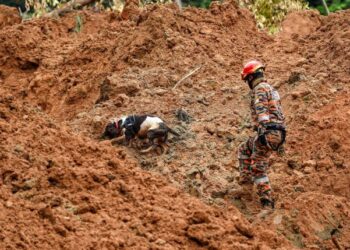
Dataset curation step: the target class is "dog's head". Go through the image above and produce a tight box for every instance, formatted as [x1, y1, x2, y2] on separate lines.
[101, 119, 124, 139]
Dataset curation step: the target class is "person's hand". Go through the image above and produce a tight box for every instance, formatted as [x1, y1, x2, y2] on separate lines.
[257, 126, 267, 145]
[277, 145, 285, 156]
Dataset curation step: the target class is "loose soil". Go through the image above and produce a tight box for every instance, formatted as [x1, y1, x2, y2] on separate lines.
[0, 2, 349, 249]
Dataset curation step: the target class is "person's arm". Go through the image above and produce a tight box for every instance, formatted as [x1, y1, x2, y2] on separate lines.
[254, 85, 270, 127]
[254, 85, 270, 144]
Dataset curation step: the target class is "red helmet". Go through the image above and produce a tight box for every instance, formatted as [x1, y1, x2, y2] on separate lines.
[241, 60, 265, 80]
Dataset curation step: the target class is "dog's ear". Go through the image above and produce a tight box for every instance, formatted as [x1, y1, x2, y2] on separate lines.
[117, 119, 123, 128]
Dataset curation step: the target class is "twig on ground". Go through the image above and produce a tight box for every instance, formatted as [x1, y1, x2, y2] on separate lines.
[172, 65, 202, 90]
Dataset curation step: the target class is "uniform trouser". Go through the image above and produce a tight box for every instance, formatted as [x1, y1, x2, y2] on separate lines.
[237, 130, 284, 200]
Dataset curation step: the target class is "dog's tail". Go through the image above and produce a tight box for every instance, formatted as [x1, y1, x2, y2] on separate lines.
[167, 126, 180, 137]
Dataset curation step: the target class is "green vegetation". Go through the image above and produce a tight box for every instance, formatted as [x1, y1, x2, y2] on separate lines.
[182, 0, 212, 8]
[240, 0, 307, 33]
[24, 0, 69, 17]
[73, 15, 83, 33]
[308, 0, 350, 14]
[0, 0, 26, 9]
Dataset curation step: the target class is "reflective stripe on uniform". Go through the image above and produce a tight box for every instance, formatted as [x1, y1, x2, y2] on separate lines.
[258, 115, 270, 122]
[238, 155, 251, 160]
[254, 176, 269, 184]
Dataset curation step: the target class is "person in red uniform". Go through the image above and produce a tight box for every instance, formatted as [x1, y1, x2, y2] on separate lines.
[237, 60, 286, 208]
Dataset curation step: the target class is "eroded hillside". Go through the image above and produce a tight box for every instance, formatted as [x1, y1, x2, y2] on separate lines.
[0, 2, 349, 249]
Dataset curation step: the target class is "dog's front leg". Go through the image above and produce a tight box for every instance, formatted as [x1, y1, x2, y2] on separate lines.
[111, 135, 125, 145]
[160, 143, 169, 155]
[141, 144, 157, 153]
[128, 138, 136, 148]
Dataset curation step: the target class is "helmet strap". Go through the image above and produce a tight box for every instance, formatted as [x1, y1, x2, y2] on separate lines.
[247, 72, 265, 89]
[247, 79, 254, 89]
[246, 75, 255, 89]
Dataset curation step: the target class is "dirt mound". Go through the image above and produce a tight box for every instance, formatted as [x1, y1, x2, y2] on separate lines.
[0, 2, 292, 249]
[280, 10, 321, 39]
[0, 1, 350, 249]
[0, 1, 269, 120]
[0, 5, 21, 29]
[0, 93, 291, 249]
[256, 193, 350, 249]
[255, 8, 350, 249]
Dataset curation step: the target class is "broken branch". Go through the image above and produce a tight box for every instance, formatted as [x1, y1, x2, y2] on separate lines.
[44, 0, 97, 18]
[172, 65, 202, 90]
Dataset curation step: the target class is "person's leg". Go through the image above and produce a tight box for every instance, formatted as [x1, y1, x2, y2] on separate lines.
[237, 138, 255, 185]
[251, 136, 273, 207]
[233, 138, 255, 200]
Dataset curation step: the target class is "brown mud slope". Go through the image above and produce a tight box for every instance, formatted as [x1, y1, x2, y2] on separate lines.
[0, 96, 290, 249]
[0, 5, 21, 29]
[1, 2, 350, 249]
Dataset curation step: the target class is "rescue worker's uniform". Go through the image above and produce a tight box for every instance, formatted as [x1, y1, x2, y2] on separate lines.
[238, 61, 286, 207]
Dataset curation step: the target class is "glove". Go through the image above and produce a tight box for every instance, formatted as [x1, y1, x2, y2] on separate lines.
[277, 145, 285, 156]
[257, 125, 267, 146]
